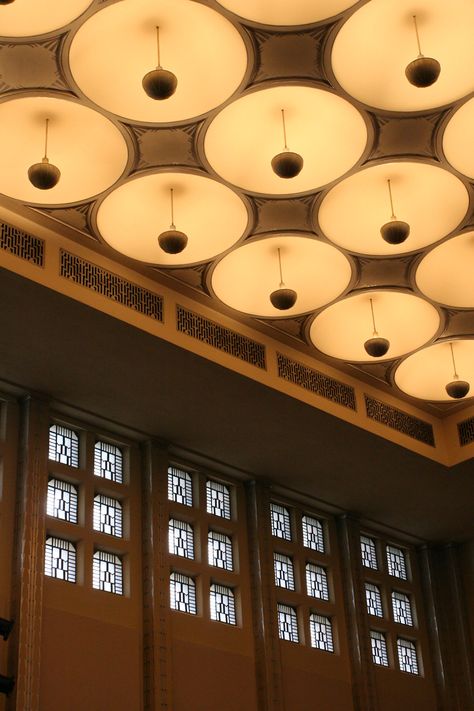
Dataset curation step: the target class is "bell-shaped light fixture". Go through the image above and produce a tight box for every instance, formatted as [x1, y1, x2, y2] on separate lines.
[445, 342, 470, 399]
[0, 0, 15, 4]
[380, 179, 410, 245]
[27, 118, 61, 190]
[364, 298, 390, 357]
[271, 109, 304, 179]
[142, 26, 177, 101]
[405, 15, 441, 89]
[269, 247, 297, 310]
[158, 188, 188, 254]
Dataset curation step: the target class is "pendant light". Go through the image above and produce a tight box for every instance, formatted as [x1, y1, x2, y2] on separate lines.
[158, 188, 188, 254]
[0, 1, 15, 5]
[380, 179, 410, 245]
[28, 118, 61, 190]
[271, 109, 303, 179]
[405, 15, 441, 88]
[142, 26, 177, 101]
[269, 248, 297, 310]
[364, 298, 390, 357]
[445, 342, 470, 399]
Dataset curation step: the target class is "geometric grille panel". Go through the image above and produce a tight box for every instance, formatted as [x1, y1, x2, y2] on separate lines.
[392, 592, 413, 626]
[93, 494, 123, 538]
[277, 353, 356, 410]
[458, 416, 474, 446]
[365, 582, 383, 617]
[386, 545, 408, 580]
[48, 424, 79, 468]
[302, 515, 325, 553]
[92, 550, 123, 595]
[94, 441, 123, 483]
[277, 604, 299, 643]
[270, 503, 291, 540]
[168, 467, 193, 507]
[170, 572, 197, 615]
[60, 249, 163, 321]
[309, 613, 334, 652]
[274, 553, 295, 590]
[210, 584, 236, 625]
[361, 535, 378, 570]
[177, 305, 266, 370]
[208, 531, 233, 571]
[397, 638, 419, 675]
[45, 537, 76, 583]
[370, 630, 389, 667]
[365, 395, 435, 447]
[169, 519, 194, 559]
[47, 479, 78, 524]
[306, 563, 329, 600]
[0, 221, 44, 266]
[206, 479, 231, 519]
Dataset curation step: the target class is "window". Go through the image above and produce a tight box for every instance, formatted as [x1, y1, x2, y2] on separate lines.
[387, 545, 408, 580]
[94, 441, 123, 483]
[47, 479, 78, 523]
[274, 553, 295, 590]
[306, 563, 329, 601]
[277, 604, 298, 642]
[45, 537, 76, 583]
[365, 583, 383, 618]
[92, 550, 123, 595]
[270, 503, 291, 540]
[210, 584, 236, 625]
[48, 424, 79, 468]
[168, 466, 193, 507]
[208, 531, 233, 571]
[169, 519, 194, 559]
[302, 515, 325, 553]
[309, 613, 334, 652]
[370, 630, 389, 667]
[206, 480, 231, 519]
[392, 591, 413, 626]
[93, 494, 123, 538]
[361, 535, 378, 570]
[170, 573, 197, 615]
[397, 638, 419, 674]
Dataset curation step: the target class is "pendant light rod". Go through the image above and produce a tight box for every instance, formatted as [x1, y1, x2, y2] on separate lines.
[387, 179, 396, 220]
[281, 109, 289, 151]
[156, 25, 162, 68]
[450, 342, 459, 380]
[369, 298, 379, 336]
[43, 118, 50, 161]
[169, 187, 176, 229]
[277, 247, 285, 288]
[413, 15, 423, 58]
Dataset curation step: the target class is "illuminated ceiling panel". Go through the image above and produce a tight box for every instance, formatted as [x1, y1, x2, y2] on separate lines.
[443, 97, 474, 179]
[215, 0, 358, 26]
[0, 0, 92, 37]
[416, 231, 474, 308]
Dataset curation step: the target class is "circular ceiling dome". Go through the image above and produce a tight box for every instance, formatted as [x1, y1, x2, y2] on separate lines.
[309, 291, 440, 362]
[395, 340, 474, 401]
[96, 172, 248, 267]
[443, 97, 474, 179]
[416, 231, 474, 308]
[215, 0, 358, 26]
[211, 234, 352, 318]
[204, 85, 367, 195]
[0, 0, 92, 37]
[69, 0, 247, 123]
[332, 0, 474, 112]
[0, 96, 128, 205]
[317, 162, 468, 256]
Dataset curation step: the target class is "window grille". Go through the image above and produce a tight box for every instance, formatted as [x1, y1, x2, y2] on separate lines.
[45, 537, 76, 582]
[210, 584, 236, 625]
[397, 638, 419, 674]
[370, 630, 389, 667]
[169, 519, 194, 559]
[48, 424, 79, 468]
[93, 494, 123, 538]
[270, 503, 291, 540]
[47, 479, 78, 523]
[168, 466, 193, 507]
[208, 531, 233, 571]
[361, 535, 378, 570]
[170, 572, 197, 615]
[92, 550, 123, 595]
[274, 553, 295, 590]
[387, 545, 408, 580]
[277, 604, 299, 642]
[365, 583, 383, 618]
[206, 480, 231, 519]
[302, 515, 325, 553]
[309, 614, 334, 652]
[306, 563, 329, 600]
[94, 441, 123, 483]
[392, 592, 413, 626]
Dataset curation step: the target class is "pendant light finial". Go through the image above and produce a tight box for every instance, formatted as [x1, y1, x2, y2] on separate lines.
[405, 15, 441, 88]
[380, 179, 410, 245]
[158, 188, 188, 254]
[28, 118, 61, 190]
[271, 109, 304, 179]
[269, 247, 297, 310]
[142, 26, 178, 100]
[445, 342, 470, 399]
[364, 298, 390, 357]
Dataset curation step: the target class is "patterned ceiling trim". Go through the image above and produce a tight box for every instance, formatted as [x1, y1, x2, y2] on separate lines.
[0, 220, 44, 267]
[59, 250, 163, 321]
[176, 305, 267, 370]
[364, 395, 435, 447]
[457, 416, 474, 447]
[277, 352, 356, 410]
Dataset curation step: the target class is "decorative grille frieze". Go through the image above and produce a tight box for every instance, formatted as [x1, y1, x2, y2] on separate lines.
[365, 395, 435, 446]
[277, 353, 356, 410]
[457, 416, 474, 446]
[0, 221, 44, 266]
